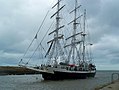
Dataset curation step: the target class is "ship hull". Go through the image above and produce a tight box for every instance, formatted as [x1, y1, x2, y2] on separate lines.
[25, 66, 96, 80]
[41, 71, 96, 80]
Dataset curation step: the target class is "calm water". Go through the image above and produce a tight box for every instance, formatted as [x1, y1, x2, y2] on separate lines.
[0, 71, 119, 90]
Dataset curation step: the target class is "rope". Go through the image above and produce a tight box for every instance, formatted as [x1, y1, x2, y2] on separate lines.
[19, 0, 59, 65]
[40, 20, 55, 44]
[36, 10, 50, 35]
[20, 10, 50, 63]
[26, 20, 55, 65]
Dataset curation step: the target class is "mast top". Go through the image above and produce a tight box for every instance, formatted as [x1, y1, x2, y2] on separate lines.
[52, 0, 62, 9]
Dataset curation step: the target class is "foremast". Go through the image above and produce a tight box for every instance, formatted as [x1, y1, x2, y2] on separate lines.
[46, 0, 65, 65]
[65, 0, 82, 65]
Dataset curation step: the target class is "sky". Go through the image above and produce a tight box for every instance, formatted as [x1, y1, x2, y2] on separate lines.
[0, 0, 119, 70]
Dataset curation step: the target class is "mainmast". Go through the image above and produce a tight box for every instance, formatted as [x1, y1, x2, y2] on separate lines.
[72, 0, 77, 64]
[65, 0, 82, 64]
[46, 0, 65, 65]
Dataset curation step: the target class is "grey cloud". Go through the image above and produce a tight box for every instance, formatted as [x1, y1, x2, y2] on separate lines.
[0, 0, 119, 70]
[99, 0, 119, 27]
[0, 0, 53, 65]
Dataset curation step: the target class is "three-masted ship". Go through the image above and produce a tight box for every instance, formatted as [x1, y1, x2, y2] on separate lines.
[19, 0, 96, 80]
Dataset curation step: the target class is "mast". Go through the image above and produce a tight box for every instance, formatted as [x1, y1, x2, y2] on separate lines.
[65, 0, 82, 64]
[82, 9, 86, 63]
[72, 0, 78, 64]
[55, 0, 60, 64]
[46, 0, 65, 65]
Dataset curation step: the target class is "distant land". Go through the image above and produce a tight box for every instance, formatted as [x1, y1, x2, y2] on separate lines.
[0, 66, 40, 75]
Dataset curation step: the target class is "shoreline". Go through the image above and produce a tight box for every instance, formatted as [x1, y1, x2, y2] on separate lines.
[95, 80, 119, 90]
[0, 66, 40, 75]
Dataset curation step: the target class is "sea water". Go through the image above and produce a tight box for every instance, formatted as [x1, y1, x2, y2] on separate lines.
[0, 70, 119, 90]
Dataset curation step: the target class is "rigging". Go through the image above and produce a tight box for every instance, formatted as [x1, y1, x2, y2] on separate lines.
[19, 10, 50, 65]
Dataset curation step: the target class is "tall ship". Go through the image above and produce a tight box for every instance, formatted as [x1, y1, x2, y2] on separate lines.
[19, 0, 96, 80]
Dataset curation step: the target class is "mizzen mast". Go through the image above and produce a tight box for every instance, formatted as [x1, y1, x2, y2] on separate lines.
[82, 9, 86, 63]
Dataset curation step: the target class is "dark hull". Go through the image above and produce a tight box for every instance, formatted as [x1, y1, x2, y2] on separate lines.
[41, 71, 96, 80]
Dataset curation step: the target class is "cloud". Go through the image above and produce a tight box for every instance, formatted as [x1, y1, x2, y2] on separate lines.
[93, 34, 119, 69]
[79, 0, 119, 69]
[0, 0, 119, 70]
[0, 0, 55, 65]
